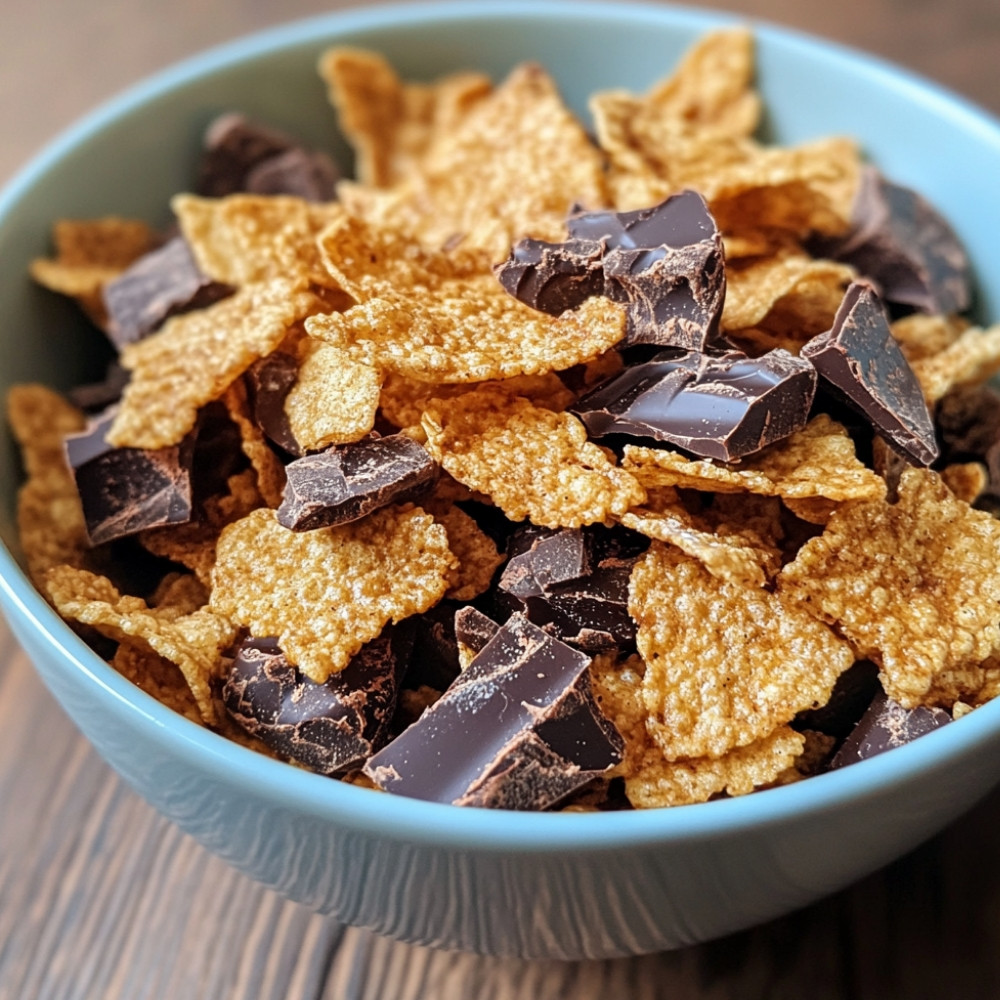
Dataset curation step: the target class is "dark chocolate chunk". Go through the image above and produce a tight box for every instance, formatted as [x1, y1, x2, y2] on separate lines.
[245, 352, 302, 456]
[363, 614, 623, 809]
[495, 191, 725, 351]
[568, 190, 726, 350]
[801, 282, 938, 466]
[498, 527, 591, 598]
[277, 434, 438, 531]
[102, 236, 234, 349]
[793, 660, 880, 740]
[66, 361, 130, 412]
[64, 406, 194, 546]
[404, 600, 463, 692]
[197, 113, 338, 200]
[816, 166, 970, 316]
[222, 634, 404, 775]
[573, 347, 817, 461]
[829, 689, 952, 769]
[453, 606, 500, 656]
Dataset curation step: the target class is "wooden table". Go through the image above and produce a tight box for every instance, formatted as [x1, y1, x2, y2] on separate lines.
[2, 1, 1000, 996]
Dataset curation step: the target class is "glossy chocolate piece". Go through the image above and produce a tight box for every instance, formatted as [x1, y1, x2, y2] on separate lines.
[222, 634, 403, 775]
[102, 236, 233, 349]
[499, 527, 591, 598]
[364, 614, 623, 810]
[818, 166, 970, 316]
[829, 689, 952, 769]
[197, 113, 338, 201]
[453, 606, 500, 657]
[801, 282, 939, 465]
[245, 351, 302, 456]
[404, 600, 463, 692]
[574, 347, 817, 461]
[568, 190, 726, 349]
[64, 406, 194, 546]
[277, 434, 438, 531]
[495, 191, 725, 351]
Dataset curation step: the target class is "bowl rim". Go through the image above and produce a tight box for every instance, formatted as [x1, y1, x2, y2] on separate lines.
[4, 0, 1000, 852]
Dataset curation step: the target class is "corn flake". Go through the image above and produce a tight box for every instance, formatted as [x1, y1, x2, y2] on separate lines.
[427, 502, 504, 601]
[911, 324, 1000, 403]
[779, 468, 1000, 708]
[630, 543, 853, 760]
[210, 505, 455, 683]
[422, 386, 645, 528]
[221, 378, 286, 508]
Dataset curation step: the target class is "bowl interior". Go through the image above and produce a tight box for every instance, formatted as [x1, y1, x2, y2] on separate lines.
[4, 0, 1000, 846]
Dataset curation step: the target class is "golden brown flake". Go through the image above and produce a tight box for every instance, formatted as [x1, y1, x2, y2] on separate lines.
[422, 386, 645, 528]
[209, 506, 455, 683]
[779, 468, 1000, 708]
[427, 502, 503, 601]
[891, 312, 968, 362]
[630, 543, 853, 760]
[111, 643, 204, 724]
[221, 378, 286, 508]
[911, 324, 1000, 403]
[108, 279, 321, 449]
[941, 462, 988, 504]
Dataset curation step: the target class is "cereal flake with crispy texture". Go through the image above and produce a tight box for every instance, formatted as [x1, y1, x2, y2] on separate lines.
[422, 386, 645, 528]
[779, 468, 1000, 708]
[891, 313, 968, 363]
[221, 379, 287, 508]
[8, 385, 91, 584]
[108, 279, 321, 449]
[624, 414, 885, 505]
[629, 543, 853, 760]
[44, 565, 235, 725]
[336, 62, 608, 259]
[311, 215, 626, 383]
[210, 506, 455, 683]
[426, 502, 504, 601]
[319, 48, 492, 188]
[910, 324, 1000, 404]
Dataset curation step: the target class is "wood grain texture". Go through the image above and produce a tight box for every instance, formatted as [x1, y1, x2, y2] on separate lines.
[2, 1, 1000, 996]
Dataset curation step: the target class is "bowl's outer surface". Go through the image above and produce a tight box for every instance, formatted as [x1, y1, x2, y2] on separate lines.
[4, 0, 1000, 959]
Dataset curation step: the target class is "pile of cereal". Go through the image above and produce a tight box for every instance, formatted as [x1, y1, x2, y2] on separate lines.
[10, 29, 1000, 811]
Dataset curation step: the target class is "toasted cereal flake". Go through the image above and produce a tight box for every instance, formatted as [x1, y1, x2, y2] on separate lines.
[319, 48, 492, 188]
[140, 469, 263, 587]
[779, 468, 1000, 708]
[108, 279, 321, 449]
[172, 194, 342, 288]
[630, 543, 853, 759]
[421, 386, 645, 528]
[150, 572, 210, 615]
[378, 371, 573, 430]
[780, 496, 840, 526]
[8, 385, 90, 583]
[284, 339, 382, 452]
[428, 502, 504, 600]
[210, 506, 455, 683]
[589, 652, 649, 779]
[44, 564, 235, 724]
[891, 313, 968, 362]
[941, 462, 988, 504]
[221, 379, 286, 508]
[911, 324, 1000, 403]
[29, 217, 157, 322]
[111, 643, 203, 724]
[722, 254, 855, 334]
[337, 63, 608, 259]
[624, 415, 885, 504]
[624, 726, 805, 809]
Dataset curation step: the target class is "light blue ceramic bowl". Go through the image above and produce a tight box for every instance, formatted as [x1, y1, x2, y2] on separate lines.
[4, 0, 1000, 960]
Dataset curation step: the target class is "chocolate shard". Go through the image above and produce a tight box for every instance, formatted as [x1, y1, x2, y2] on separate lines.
[568, 190, 726, 350]
[66, 361, 130, 413]
[495, 191, 725, 351]
[495, 237, 605, 314]
[453, 606, 500, 657]
[801, 281, 939, 466]
[816, 166, 970, 316]
[64, 405, 194, 546]
[404, 600, 463, 692]
[829, 689, 952, 769]
[245, 351, 302, 456]
[363, 614, 623, 809]
[498, 526, 591, 598]
[277, 434, 438, 531]
[573, 347, 817, 462]
[197, 112, 339, 201]
[222, 634, 404, 775]
[793, 660, 881, 740]
[102, 236, 234, 349]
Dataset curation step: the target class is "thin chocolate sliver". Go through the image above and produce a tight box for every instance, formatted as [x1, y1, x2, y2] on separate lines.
[573, 347, 817, 461]
[102, 236, 233, 349]
[222, 634, 404, 775]
[64, 406, 194, 546]
[245, 351, 302, 456]
[364, 614, 623, 810]
[801, 281, 938, 466]
[277, 434, 438, 531]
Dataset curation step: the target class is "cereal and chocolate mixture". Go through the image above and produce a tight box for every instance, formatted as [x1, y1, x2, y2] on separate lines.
[11, 29, 1000, 810]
